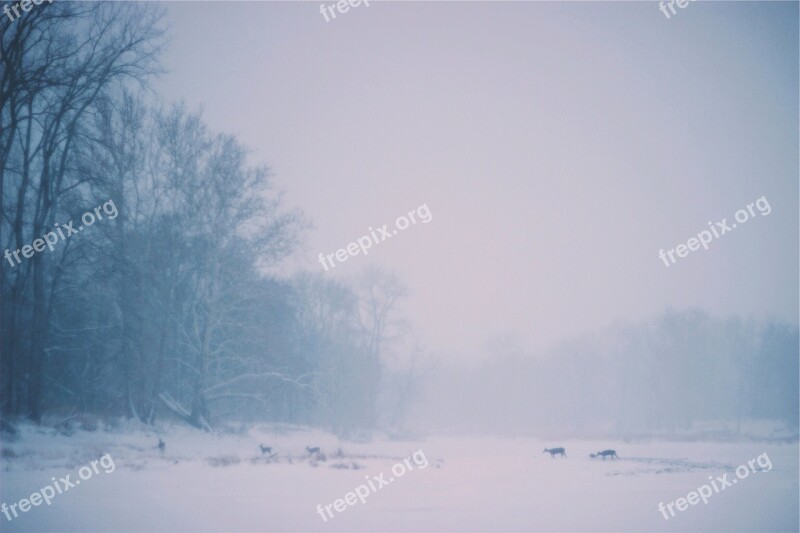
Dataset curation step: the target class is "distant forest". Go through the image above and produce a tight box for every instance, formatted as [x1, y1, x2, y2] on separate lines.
[414, 310, 799, 437]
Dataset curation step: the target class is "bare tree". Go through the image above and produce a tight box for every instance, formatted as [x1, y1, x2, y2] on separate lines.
[0, 2, 165, 421]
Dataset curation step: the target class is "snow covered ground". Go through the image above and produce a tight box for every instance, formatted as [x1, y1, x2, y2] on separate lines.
[1, 422, 797, 532]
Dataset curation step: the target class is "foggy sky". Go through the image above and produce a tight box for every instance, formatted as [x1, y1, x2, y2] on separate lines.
[155, 1, 798, 360]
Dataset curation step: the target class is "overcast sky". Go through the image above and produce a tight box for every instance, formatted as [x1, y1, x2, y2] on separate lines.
[155, 1, 798, 360]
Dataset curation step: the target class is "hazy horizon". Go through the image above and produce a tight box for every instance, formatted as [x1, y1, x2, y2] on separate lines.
[151, 1, 799, 362]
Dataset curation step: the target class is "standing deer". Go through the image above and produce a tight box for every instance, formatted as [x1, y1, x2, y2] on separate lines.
[543, 447, 566, 458]
[306, 446, 326, 461]
[590, 449, 619, 460]
[157, 438, 165, 453]
[259, 444, 272, 455]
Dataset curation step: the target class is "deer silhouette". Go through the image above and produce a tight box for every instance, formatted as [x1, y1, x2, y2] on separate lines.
[543, 447, 566, 458]
[157, 438, 165, 453]
[306, 446, 321, 455]
[259, 444, 272, 455]
[590, 449, 619, 460]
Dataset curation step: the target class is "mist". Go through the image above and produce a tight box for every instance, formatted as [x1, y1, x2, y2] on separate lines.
[1, 1, 797, 532]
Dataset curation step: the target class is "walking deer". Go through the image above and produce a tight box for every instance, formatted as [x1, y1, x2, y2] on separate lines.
[590, 449, 619, 460]
[306, 446, 326, 461]
[543, 447, 566, 458]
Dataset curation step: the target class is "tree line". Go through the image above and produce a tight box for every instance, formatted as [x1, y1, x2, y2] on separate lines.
[0, 3, 415, 434]
[413, 310, 798, 437]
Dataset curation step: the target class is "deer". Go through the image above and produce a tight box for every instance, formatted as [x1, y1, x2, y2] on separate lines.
[543, 447, 566, 458]
[306, 446, 321, 456]
[306, 446, 326, 461]
[157, 438, 165, 453]
[590, 449, 619, 460]
[259, 444, 272, 455]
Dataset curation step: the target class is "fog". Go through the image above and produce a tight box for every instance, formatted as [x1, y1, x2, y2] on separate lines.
[1, 1, 797, 531]
[411, 311, 798, 437]
[148, 0, 799, 438]
[158, 1, 798, 360]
